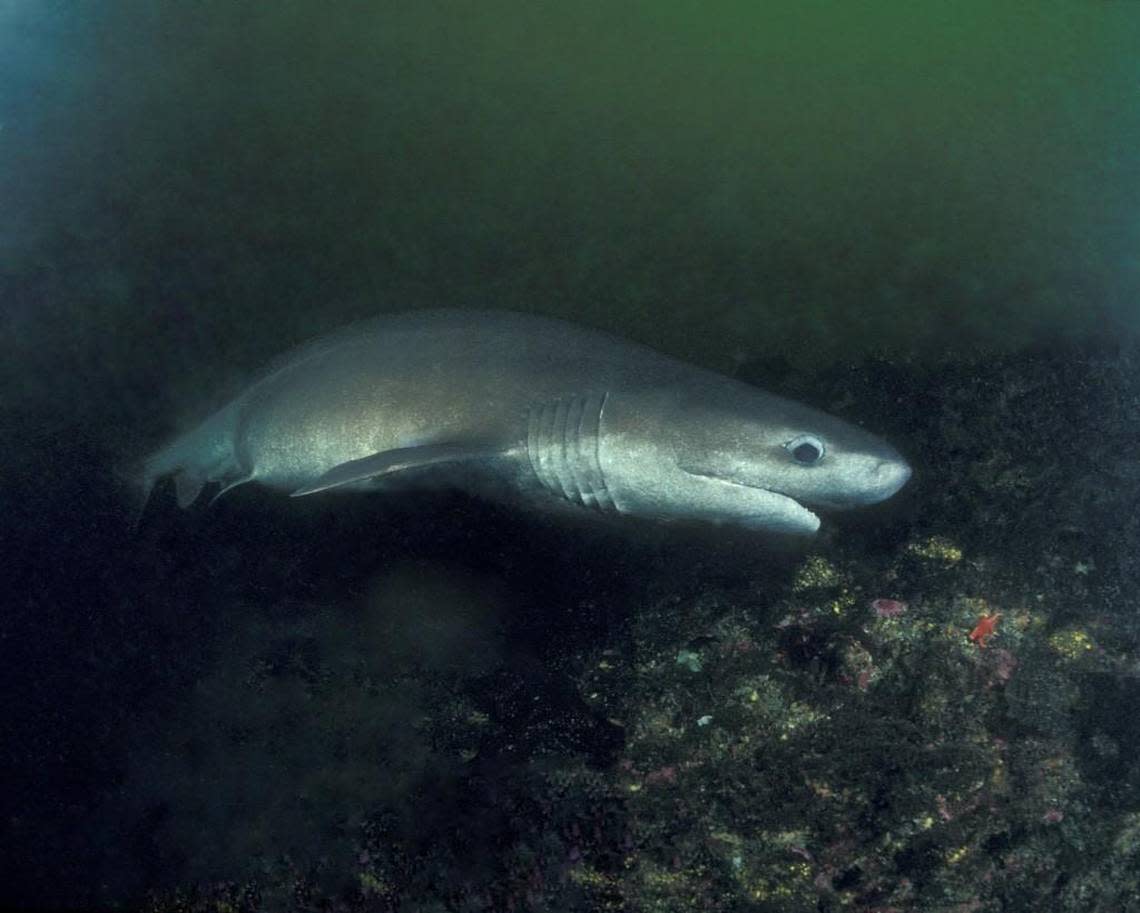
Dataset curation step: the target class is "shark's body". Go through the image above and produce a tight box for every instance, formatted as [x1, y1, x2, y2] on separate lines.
[141, 309, 910, 534]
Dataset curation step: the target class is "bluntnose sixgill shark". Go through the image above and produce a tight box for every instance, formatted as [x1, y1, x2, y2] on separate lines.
[139, 309, 911, 534]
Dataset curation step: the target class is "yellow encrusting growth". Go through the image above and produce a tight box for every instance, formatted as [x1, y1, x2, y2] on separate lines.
[792, 555, 842, 590]
[1048, 628, 1096, 660]
[358, 871, 390, 896]
[946, 845, 970, 864]
[906, 536, 964, 564]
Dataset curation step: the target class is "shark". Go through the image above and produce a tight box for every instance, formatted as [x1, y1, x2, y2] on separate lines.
[138, 309, 911, 534]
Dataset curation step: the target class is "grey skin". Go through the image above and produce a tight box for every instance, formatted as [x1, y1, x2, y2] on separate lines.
[139, 309, 911, 534]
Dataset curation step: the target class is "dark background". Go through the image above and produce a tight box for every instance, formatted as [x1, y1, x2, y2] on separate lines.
[2, 2, 1138, 907]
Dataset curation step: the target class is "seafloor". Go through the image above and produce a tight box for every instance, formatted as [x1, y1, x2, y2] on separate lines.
[68, 342, 1134, 913]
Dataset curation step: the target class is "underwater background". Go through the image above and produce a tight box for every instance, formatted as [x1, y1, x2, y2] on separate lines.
[2, 2, 1139, 911]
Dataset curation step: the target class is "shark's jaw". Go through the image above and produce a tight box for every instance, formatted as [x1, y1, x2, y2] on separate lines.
[677, 467, 822, 534]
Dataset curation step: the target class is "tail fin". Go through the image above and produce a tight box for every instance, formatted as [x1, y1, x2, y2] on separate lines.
[124, 408, 243, 528]
[119, 456, 211, 531]
[117, 431, 204, 530]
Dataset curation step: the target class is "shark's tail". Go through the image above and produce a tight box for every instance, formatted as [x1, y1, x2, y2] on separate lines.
[126, 407, 246, 528]
[118, 440, 209, 531]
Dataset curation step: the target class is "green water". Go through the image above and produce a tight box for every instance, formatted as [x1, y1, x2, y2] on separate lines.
[3, 1, 1138, 380]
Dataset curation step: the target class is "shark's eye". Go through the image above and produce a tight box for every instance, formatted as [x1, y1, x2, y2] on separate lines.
[787, 434, 825, 465]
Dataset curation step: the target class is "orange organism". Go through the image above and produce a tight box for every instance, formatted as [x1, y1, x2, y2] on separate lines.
[968, 612, 1002, 648]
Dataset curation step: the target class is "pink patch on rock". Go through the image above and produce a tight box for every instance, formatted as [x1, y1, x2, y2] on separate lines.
[989, 647, 1016, 683]
[984, 648, 1018, 687]
[1042, 808, 1064, 824]
[871, 598, 908, 618]
[645, 765, 678, 786]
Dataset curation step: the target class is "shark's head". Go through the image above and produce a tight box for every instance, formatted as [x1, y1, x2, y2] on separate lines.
[596, 383, 911, 535]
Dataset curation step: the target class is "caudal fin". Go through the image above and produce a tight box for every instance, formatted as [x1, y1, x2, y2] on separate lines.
[126, 408, 246, 528]
[121, 435, 211, 530]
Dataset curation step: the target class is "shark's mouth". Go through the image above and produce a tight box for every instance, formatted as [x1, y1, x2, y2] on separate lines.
[745, 484, 820, 527]
[679, 467, 821, 533]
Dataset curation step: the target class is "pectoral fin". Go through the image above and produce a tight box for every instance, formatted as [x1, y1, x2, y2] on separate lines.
[290, 441, 500, 497]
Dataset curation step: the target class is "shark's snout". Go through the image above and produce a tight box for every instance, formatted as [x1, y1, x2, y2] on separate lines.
[872, 457, 912, 501]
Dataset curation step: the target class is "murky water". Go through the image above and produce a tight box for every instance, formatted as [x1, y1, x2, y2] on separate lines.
[3, 3, 1138, 910]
